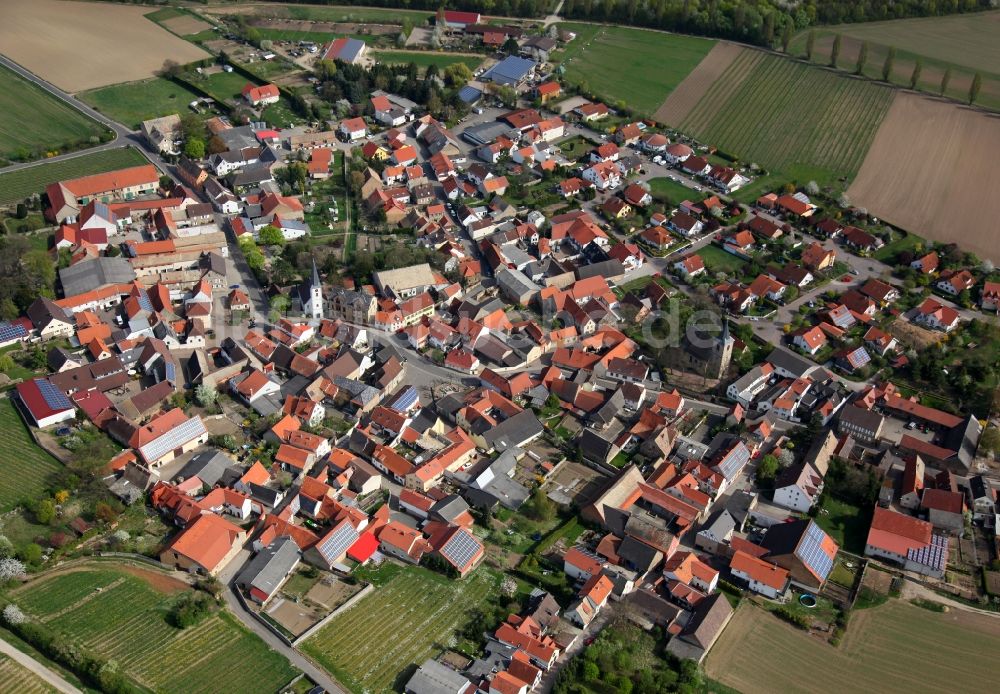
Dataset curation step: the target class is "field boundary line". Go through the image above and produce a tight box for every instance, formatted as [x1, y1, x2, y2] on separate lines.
[293, 583, 373, 646]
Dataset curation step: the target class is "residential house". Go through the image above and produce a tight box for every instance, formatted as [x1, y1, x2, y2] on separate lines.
[865, 506, 948, 579]
[729, 550, 789, 599]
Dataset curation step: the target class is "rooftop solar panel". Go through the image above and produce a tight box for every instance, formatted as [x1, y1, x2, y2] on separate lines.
[0, 322, 27, 342]
[796, 521, 834, 581]
[440, 529, 481, 570]
[319, 521, 358, 563]
[35, 378, 72, 411]
[139, 416, 207, 463]
[137, 290, 153, 313]
[716, 442, 750, 481]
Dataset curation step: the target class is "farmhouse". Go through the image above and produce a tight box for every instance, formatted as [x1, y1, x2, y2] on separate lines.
[323, 37, 367, 64]
[160, 512, 246, 575]
[46, 164, 159, 223]
[729, 550, 789, 599]
[242, 83, 280, 107]
[759, 519, 837, 591]
[15, 378, 76, 428]
[236, 535, 300, 604]
[141, 114, 182, 155]
[865, 506, 947, 579]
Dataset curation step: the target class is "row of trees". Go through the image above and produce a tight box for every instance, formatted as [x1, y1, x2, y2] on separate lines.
[810, 34, 984, 104]
[563, 0, 993, 47]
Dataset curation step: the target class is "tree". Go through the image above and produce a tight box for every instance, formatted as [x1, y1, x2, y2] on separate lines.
[207, 135, 227, 155]
[443, 62, 473, 87]
[0, 558, 26, 581]
[907, 58, 923, 90]
[183, 137, 205, 160]
[160, 59, 182, 79]
[194, 382, 217, 407]
[502, 36, 519, 54]
[882, 47, 896, 82]
[582, 661, 600, 681]
[497, 85, 518, 108]
[781, 21, 793, 53]
[17, 544, 42, 567]
[168, 591, 214, 628]
[757, 454, 779, 483]
[969, 72, 982, 105]
[855, 41, 868, 75]
[805, 30, 815, 60]
[524, 488, 555, 522]
[278, 161, 307, 194]
[258, 225, 284, 247]
[940, 67, 952, 95]
[829, 34, 841, 68]
[0, 354, 13, 374]
[1, 604, 25, 625]
[980, 426, 1000, 454]
[33, 499, 56, 525]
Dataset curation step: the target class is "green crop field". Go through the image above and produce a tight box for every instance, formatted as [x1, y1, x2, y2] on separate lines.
[0, 64, 106, 163]
[10, 565, 297, 694]
[371, 51, 483, 73]
[303, 565, 497, 694]
[678, 51, 893, 185]
[707, 601, 1000, 694]
[208, 4, 432, 24]
[0, 147, 149, 206]
[79, 77, 204, 130]
[0, 653, 55, 694]
[0, 399, 62, 512]
[556, 23, 715, 116]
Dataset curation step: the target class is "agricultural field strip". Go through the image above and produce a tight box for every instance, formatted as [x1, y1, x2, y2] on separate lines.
[681, 53, 891, 175]
[15, 570, 294, 693]
[0, 655, 54, 694]
[0, 148, 150, 206]
[308, 571, 493, 692]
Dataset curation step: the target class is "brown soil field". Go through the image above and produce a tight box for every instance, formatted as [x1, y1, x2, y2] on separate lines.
[0, 0, 208, 92]
[653, 42, 745, 125]
[161, 14, 213, 36]
[117, 564, 189, 594]
[706, 601, 1000, 694]
[849, 92, 1000, 262]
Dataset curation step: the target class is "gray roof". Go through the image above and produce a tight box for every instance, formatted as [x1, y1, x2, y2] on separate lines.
[483, 410, 544, 451]
[175, 449, 236, 488]
[766, 345, 819, 379]
[495, 268, 537, 302]
[59, 257, 135, 296]
[698, 508, 736, 541]
[236, 536, 300, 597]
[404, 659, 471, 694]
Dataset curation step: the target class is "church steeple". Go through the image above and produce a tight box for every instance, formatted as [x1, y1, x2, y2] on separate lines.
[311, 258, 321, 290]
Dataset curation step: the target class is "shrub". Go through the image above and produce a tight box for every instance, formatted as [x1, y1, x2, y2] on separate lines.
[168, 591, 215, 629]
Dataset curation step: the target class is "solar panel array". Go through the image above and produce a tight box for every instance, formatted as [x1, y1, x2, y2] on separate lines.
[137, 290, 153, 313]
[440, 529, 481, 570]
[318, 521, 359, 563]
[389, 386, 418, 413]
[797, 521, 835, 581]
[716, 442, 750, 481]
[907, 533, 948, 572]
[139, 416, 207, 463]
[0, 322, 27, 342]
[849, 347, 871, 368]
[35, 378, 72, 411]
[165, 361, 176, 383]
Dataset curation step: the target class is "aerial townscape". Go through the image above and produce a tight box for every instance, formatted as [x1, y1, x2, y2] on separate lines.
[2, 1, 1000, 693]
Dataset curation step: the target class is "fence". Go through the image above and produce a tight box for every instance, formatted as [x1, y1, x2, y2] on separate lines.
[293, 582, 373, 646]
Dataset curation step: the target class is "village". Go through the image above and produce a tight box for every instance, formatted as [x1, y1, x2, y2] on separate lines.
[2, 5, 1000, 694]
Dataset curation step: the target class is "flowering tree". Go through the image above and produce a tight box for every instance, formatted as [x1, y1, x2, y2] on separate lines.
[2, 604, 25, 625]
[0, 558, 27, 581]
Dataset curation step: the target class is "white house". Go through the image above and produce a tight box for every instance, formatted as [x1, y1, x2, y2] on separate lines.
[338, 117, 368, 142]
[729, 550, 789, 599]
[582, 161, 621, 191]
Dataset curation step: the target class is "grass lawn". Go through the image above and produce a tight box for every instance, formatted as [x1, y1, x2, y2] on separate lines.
[8, 564, 297, 694]
[0, 64, 106, 163]
[262, 100, 306, 128]
[371, 51, 482, 73]
[556, 23, 715, 115]
[195, 70, 261, 104]
[706, 601, 1000, 694]
[555, 134, 595, 161]
[0, 399, 62, 512]
[648, 176, 698, 205]
[303, 565, 496, 694]
[873, 230, 926, 263]
[698, 244, 746, 274]
[241, 4, 433, 23]
[813, 495, 871, 555]
[0, 147, 149, 206]
[679, 50, 893, 186]
[79, 77, 204, 130]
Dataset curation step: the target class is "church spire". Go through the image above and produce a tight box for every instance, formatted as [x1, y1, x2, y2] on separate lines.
[311, 257, 321, 289]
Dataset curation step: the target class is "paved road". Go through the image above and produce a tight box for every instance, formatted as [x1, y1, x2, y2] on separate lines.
[216, 551, 349, 694]
[0, 54, 181, 184]
[0, 636, 82, 694]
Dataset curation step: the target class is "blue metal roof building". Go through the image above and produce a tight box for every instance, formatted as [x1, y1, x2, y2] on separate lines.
[481, 56, 536, 86]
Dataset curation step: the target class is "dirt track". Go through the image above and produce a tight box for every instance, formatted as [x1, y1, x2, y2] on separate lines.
[0, 0, 208, 92]
[653, 42, 744, 126]
[848, 92, 1000, 262]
